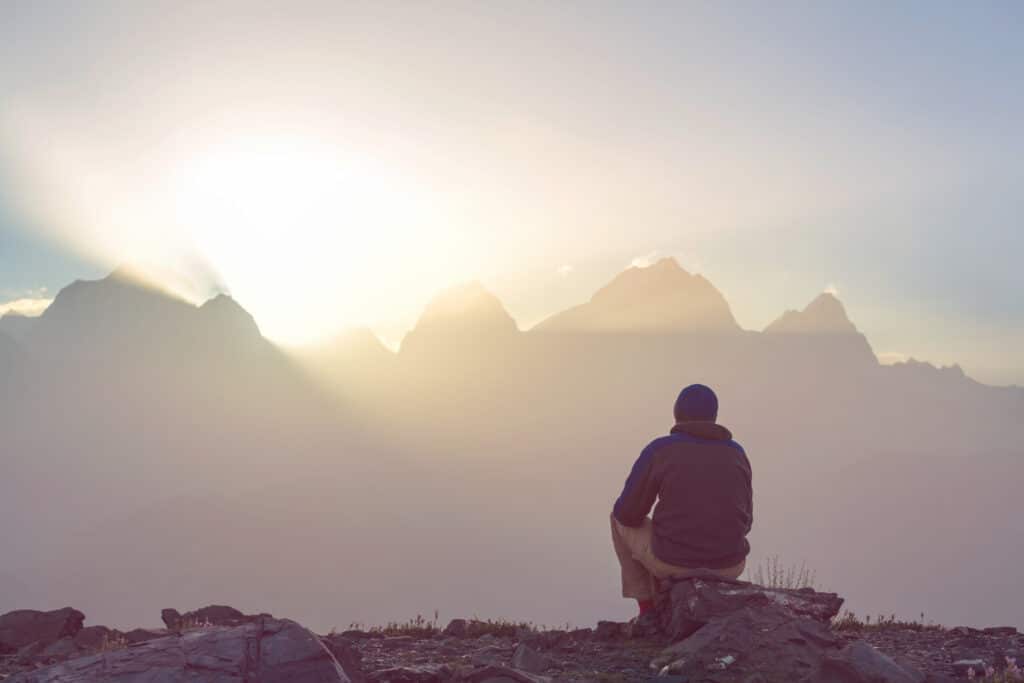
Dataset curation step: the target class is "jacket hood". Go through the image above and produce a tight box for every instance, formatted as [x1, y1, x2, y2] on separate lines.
[671, 420, 733, 441]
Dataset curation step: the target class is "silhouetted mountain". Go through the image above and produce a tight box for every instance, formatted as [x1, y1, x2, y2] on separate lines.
[198, 293, 263, 342]
[0, 312, 37, 345]
[765, 292, 858, 335]
[3, 262, 1023, 636]
[0, 329, 21, 385]
[762, 292, 877, 368]
[401, 281, 519, 352]
[534, 257, 739, 333]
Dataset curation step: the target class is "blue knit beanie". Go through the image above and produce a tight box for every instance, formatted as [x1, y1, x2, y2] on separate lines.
[674, 384, 718, 423]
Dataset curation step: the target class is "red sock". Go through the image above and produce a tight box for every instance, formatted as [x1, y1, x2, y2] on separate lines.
[637, 599, 655, 616]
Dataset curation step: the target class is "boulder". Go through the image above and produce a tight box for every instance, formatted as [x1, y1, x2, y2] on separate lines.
[651, 577, 922, 683]
[321, 634, 366, 683]
[593, 621, 626, 641]
[38, 637, 80, 660]
[368, 664, 449, 682]
[510, 643, 554, 674]
[0, 608, 85, 652]
[72, 625, 116, 651]
[6, 617, 353, 683]
[122, 628, 165, 644]
[817, 642, 925, 683]
[658, 575, 843, 640]
[160, 604, 268, 630]
[443, 618, 468, 637]
[463, 665, 551, 683]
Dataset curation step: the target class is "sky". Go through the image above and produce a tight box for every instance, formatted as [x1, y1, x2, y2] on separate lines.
[1, 1, 1022, 384]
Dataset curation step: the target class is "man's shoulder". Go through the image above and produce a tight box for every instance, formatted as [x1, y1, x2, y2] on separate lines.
[642, 433, 687, 454]
[646, 432, 747, 457]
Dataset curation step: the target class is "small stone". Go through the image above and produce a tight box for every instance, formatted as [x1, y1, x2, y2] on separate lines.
[369, 664, 447, 682]
[463, 665, 551, 683]
[71, 627, 113, 651]
[510, 643, 553, 674]
[983, 627, 1018, 637]
[443, 619, 468, 638]
[951, 659, 988, 676]
[380, 635, 415, 650]
[593, 621, 624, 641]
[121, 628, 163, 645]
[39, 637, 78, 660]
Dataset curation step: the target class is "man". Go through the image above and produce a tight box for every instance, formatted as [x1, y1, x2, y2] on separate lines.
[611, 383, 752, 616]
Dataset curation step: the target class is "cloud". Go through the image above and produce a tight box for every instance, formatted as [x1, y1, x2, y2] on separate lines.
[824, 283, 840, 297]
[630, 251, 659, 268]
[0, 296, 53, 317]
[877, 352, 909, 365]
[556, 264, 573, 277]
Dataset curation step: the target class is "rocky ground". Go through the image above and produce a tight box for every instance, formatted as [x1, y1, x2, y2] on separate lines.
[2, 583, 1021, 682]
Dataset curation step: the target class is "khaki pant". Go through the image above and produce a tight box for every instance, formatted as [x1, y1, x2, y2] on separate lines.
[610, 514, 746, 601]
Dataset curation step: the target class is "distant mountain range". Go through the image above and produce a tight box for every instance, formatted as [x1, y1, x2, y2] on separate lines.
[1, 258, 1021, 634]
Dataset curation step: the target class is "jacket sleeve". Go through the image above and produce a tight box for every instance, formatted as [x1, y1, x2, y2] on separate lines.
[741, 451, 754, 534]
[612, 441, 662, 527]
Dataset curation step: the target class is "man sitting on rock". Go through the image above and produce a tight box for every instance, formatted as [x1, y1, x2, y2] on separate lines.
[611, 383, 753, 617]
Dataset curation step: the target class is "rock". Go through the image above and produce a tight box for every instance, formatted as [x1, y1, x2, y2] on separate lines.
[625, 611, 661, 639]
[380, 636, 415, 650]
[923, 675, 959, 683]
[463, 665, 551, 683]
[369, 664, 449, 682]
[38, 637, 79, 660]
[510, 643, 554, 674]
[71, 626, 114, 651]
[160, 608, 182, 630]
[951, 659, 988, 677]
[13, 641, 45, 664]
[593, 621, 625, 641]
[817, 641, 925, 683]
[658, 576, 843, 640]
[469, 646, 505, 667]
[322, 634, 365, 683]
[0, 608, 85, 652]
[983, 627, 1019, 637]
[159, 604, 267, 631]
[443, 619, 468, 638]
[122, 628, 164, 644]
[655, 605, 833, 681]
[5, 617, 353, 683]
[341, 629, 379, 640]
[518, 630, 566, 651]
[647, 577, 940, 682]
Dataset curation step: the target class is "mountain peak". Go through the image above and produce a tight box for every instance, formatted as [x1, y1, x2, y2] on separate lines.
[765, 292, 858, 335]
[401, 281, 518, 353]
[534, 258, 739, 333]
[199, 294, 262, 339]
[414, 282, 518, 332]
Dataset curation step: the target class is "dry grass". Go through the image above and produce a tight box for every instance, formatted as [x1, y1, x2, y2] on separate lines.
[830, 610, 944, 632]
[748, 555, 816, 590]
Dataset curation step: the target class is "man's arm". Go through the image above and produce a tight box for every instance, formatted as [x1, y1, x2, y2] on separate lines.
[612, 441, 662, 527]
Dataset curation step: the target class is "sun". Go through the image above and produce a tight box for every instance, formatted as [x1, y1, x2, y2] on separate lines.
[170, 135, 445, 346]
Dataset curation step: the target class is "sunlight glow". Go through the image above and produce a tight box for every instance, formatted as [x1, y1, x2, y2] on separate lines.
[170, 135, 448, 345]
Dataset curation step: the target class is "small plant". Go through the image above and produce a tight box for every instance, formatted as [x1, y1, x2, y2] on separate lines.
[831, 610, 943, 632]
[100, 632, 127, 652]
[179, 617, 214, 632]
[748, 555, 816, 590]
[461, 617, 536, 638]
[366, 613, 441, 637]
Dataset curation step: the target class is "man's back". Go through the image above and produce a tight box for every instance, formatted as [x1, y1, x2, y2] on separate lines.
[610, 384, 753, 615]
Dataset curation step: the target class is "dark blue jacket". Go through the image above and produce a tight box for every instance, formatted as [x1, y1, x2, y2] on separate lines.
[613, 421, 752, 569]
